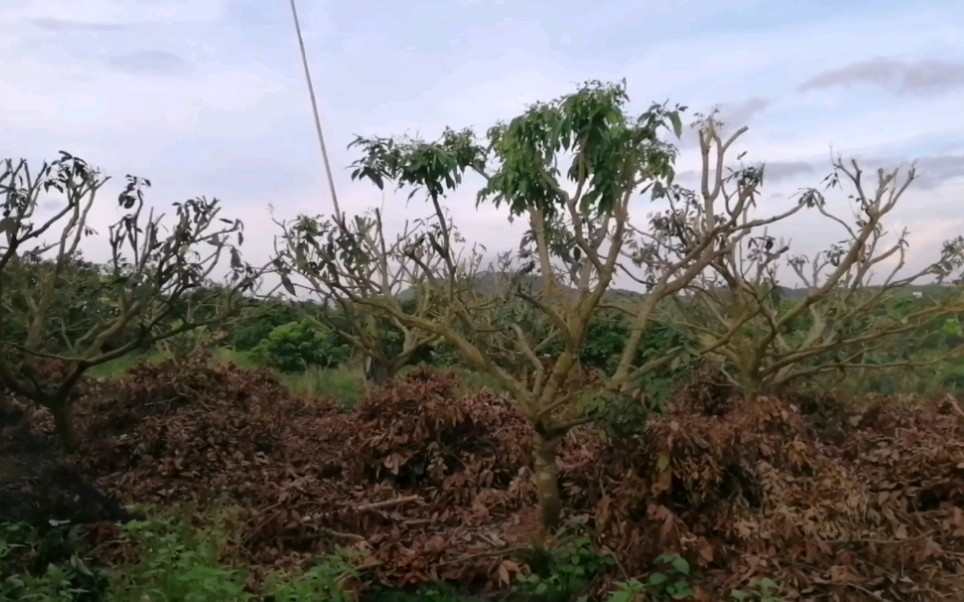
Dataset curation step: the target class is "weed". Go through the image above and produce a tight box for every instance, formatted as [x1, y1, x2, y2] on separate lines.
[278, 365, 365, 406]
[645, 554, 694, 600]
[261, 549, 363, 602]
[606, 578, 647, 601]
[110, 515, 249, 602]
[730, 577, 784, 601]
[514, 520, 614, 601]
[0, 520, 110, 601]
[603, 553, 695, 601]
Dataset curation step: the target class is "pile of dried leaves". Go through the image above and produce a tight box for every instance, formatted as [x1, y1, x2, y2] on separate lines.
[4, 356, 963, 600]
[71, 361, 542, 591]
[563, 381, 964, 600]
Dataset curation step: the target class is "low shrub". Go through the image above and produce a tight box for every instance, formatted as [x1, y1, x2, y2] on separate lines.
[253, 319, 350, 373]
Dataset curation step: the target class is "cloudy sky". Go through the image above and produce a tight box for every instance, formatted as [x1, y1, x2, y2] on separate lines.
[2, 0, 963, 286]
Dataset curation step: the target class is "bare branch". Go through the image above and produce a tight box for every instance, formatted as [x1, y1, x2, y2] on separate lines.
[0, 153, 261, 450]
[677, 156, 964, 398]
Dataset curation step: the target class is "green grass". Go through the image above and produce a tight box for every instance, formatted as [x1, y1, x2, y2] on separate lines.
[212, 348, 368, 405]
[1, 511, 643, 602]
[1, 511, 361, 602]
[90, 348, 366, 405]
[85, 353, 160, 379]
[278, 365, 366, 406]
[454, 368, 507, 394]
[84, 347, 513, 408]
[82, 347, 386, 408]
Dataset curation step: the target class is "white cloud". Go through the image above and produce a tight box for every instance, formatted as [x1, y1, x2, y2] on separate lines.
[0, 0, 227, 27]
[1, 0, 961, 290]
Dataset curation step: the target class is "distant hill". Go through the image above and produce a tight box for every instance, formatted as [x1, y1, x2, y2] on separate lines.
[775, 283, 957, 300]
[398, 275, 956, 304]
[398, 271, 647, 302]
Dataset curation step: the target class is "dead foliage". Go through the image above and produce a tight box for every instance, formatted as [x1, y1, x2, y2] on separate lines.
[64, 361, 540, 592]
[349, 367, 532, 502]
[564, 376, 964, 600]
[4, 357, 963, 600]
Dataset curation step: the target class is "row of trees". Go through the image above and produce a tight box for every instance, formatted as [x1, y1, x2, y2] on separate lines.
[270, 82, 963, 534]
[2, 82, 962, 540]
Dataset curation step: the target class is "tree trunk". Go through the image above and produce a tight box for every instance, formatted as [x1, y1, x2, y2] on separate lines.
[532, 430, 562, 544]
[363, 355, 392, 387]
[51, 401, 78, 453]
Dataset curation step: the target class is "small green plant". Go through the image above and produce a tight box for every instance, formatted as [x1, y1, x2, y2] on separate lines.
[111, 514, 250, 602]
[254, 319, 350, 373]
[514, 521, 613, 601]
[262, 549, 362, 601]
[2, 512, 367, 601]
[0, 520, 110, 601]
[730, 577, 784, 601]
[647, 554, 694, 600]
[607, 577, 647, 601]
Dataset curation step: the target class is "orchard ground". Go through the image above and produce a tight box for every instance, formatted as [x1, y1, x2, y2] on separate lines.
[2, 348, 963, 601]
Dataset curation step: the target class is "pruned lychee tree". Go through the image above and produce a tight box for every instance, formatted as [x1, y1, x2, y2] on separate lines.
[0, 152, 260, 450]
[285, 81, 804, 537]
[674, 157, 964, 399]
[272, 206, 455, 386]
[0, 253, 117, 351]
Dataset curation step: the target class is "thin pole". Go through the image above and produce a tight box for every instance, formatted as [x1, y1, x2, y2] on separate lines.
[287, 0, 342, 218]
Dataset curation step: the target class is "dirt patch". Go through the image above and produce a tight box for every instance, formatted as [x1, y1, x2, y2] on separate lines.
[0, 398, 138, 526]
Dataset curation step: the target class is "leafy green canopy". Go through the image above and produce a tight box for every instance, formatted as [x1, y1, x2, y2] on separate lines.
[348, 80, 684, 218]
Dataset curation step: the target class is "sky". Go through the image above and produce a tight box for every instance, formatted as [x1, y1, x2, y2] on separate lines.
[2, 0, 963, 289]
